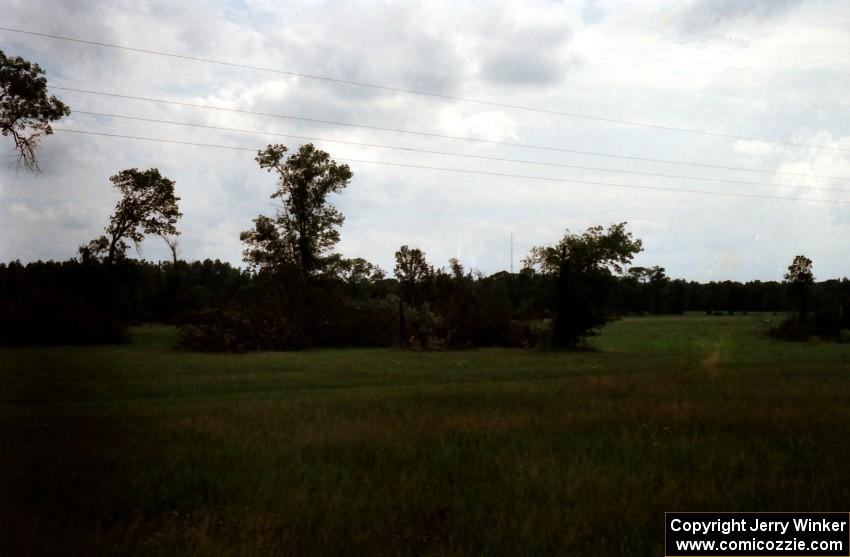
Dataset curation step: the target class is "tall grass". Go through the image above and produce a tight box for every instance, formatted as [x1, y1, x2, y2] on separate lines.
[2, 315, 849, 555]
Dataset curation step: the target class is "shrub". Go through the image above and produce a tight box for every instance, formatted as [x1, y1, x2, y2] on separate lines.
[812, 310, 842, 338]
[177, 268, 311, 352]
[405, 304, 440, 350]
[309, 295, 399, 348]
[347, 296, 400, 347]
[522, 319, 551, 348]
[178, 301, 310, 352]
[768, 317, 810, 342]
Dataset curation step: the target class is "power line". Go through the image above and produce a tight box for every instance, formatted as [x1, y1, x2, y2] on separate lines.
[55, 128, 256, 151]
[4, 25, 847, 152]
[71, 110, 850, 195]
[51, 127, 850, 206]
[53, 86, 850, 181]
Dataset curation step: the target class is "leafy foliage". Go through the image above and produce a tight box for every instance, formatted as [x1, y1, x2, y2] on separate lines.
[81, 168, 182, 264]
[178, 262, 398, 352]
[4, 254, 850, 348]
[0, 49, 69, 170]
[324, 255, 386, 284]
[179, 267, 311, 352]
[784, 254, 814, 323]
[241, 144, 352, 276]
[525, 223, 643, 347]
[394, 245, 433, 306]
[524, 222, 642, 275]
[771, 255, 850, 342]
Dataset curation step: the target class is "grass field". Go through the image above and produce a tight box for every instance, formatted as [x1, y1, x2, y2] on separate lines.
[2, 315, 849, 556]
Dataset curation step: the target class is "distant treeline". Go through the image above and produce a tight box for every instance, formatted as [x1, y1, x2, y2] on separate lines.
[3, 258, 848, 348]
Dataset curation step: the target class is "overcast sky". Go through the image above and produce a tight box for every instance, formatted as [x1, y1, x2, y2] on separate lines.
[2, 0, 849, 281]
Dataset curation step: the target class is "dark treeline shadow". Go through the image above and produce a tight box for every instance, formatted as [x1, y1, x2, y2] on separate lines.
[0, 259, 247, 346]
[3, 257, 849, 349]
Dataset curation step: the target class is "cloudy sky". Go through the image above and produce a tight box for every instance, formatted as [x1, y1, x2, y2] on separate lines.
[2, 0, 849, 281]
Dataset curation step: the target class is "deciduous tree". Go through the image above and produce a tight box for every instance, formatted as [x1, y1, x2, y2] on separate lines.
[159, 233, 180, 265]
[394, 245, 432, 307]
[784, 254, 814, 323]
[81, 168, 181, 264]
[241, 143, 352, 277]
[393, 245, 434, 346]
[1, 50, 69, 171]
[524, 222, 642, 346]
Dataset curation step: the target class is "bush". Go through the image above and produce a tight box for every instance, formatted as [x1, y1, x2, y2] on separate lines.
[405, 304, 440, 350]
[177, 307, 250, 352]
[812, 310, 842, 338]
[177, 268, 311, 352]
[178, 301, 310, 352]
[346, 296, 400, 347]
[769, 308, 850, 343]
[177, 269, 405, 352]
[768, 317, 810, 342]
[309, 295, 399, 348]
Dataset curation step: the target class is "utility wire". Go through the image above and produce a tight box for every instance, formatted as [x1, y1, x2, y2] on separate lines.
[71, 110, 850, 194]
[55, 128, 256, 152]
[51, 128, 850, 205]
[53, 86, 850, 181]
[4, 26, 847, 152]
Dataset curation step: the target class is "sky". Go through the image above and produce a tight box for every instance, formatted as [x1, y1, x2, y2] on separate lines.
[1, 0, 849, 282]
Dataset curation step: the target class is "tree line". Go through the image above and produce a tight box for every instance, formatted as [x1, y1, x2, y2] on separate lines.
[3, 252, 850, 348]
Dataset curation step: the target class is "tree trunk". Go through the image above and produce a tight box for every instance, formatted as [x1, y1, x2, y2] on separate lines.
[107, 234, 119, 265]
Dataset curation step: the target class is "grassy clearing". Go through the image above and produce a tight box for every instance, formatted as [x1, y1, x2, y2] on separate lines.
[2, 315, 849, 555]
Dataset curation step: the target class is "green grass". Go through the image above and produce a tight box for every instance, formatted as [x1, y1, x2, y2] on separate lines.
[2, 314, 849, 556]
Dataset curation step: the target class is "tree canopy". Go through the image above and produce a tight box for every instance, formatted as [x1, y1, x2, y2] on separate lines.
[784, 254, 814, 322]
[394, 245, 433, 306]
[525, 222, 643, 347]
[241, 143, 352, 277]
[81, 168, 182, 264]
[524, 222, 642, 275]
[784, 255, 814, 285]
[0, 49, 69, 171]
